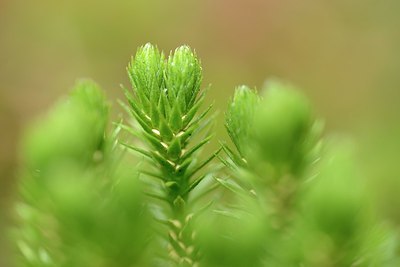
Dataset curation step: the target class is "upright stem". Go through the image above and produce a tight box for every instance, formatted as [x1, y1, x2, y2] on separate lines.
[125, 44, 208, 267]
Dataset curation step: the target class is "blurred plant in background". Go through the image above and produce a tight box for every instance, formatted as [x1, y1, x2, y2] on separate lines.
[198, 80, 400, 267]
[14, 81, 152, 267]
[9, 44, 400, 267]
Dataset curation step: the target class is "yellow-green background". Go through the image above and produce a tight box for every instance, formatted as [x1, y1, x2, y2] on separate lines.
[1, 0, 400, 265]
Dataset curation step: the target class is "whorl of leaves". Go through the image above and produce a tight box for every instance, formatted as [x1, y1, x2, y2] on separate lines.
[124, 44, 214, 203]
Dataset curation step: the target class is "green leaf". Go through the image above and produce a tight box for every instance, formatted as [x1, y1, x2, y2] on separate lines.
[186, 147, 222, 178]
[169, 104, 183, 132]
[186, 104, 213, 131]
[181, 135, 212, 161]
[139, 169, 165, 181]
[151, 151, 175, 173]
[142, 130, 166, 153]
[120, 142, 152, 159]
[159, 117, 173, 142]
[220, 142, 245, 167]
[182, 91, 206, 127]
[168, 137, 182, 160]
[183, 174, 207, 196]
[215, 178, 247, 196]
[176, 158, 192, 175]
[150, 101, 160, 128]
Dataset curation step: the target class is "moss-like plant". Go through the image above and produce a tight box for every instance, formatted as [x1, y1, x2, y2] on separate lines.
[122, 44, 217, 266]
[12, 44, 400, 267]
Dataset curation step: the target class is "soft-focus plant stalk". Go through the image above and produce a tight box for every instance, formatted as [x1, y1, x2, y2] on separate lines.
[15, 81, 151, 267]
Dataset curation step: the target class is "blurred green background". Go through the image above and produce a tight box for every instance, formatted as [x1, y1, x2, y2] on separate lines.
[1, 0, 400, 265]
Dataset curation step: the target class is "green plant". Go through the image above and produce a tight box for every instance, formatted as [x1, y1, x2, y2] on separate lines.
[13, 44, 400, 267]
[122, 44, 218, 266]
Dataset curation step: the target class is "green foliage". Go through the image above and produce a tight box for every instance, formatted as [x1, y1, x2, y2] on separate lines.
[13, 44, 400, 267]
[292, 143, 370, 266]
[199, 80, 397, 267]
[124, 43, 214, 266]
[252, 80, 315, 174]
[22, 80, 108, 171]
[225, 85, 259, 158]
[225, 80, 321, 177]
[15, 81, 151, 267]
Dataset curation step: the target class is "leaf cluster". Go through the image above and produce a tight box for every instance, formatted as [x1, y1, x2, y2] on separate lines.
[13, 44, 400, 267]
